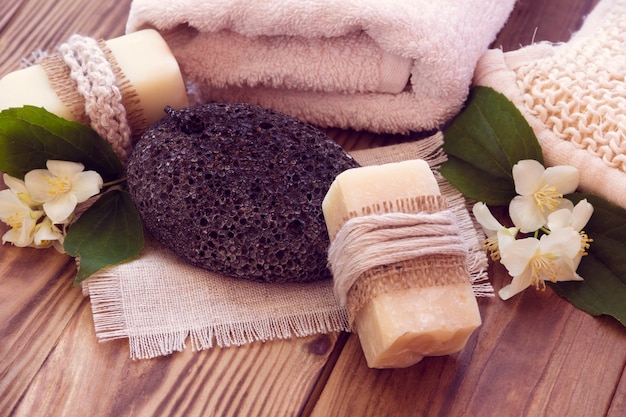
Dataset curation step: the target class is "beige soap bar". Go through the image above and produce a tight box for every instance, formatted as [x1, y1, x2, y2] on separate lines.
[355, 283, 481, 368]
[0, 29, 188, 130]
[322, 159, 481, 368]
[323, 159, 441, 240]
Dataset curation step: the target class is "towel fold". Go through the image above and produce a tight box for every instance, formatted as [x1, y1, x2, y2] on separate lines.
[126, 0, 515, 133]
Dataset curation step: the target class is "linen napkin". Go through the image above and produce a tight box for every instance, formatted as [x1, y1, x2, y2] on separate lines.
[82, 136, 491, 360]
[125, 0, 516, 134]
[474, 0, 626, 209]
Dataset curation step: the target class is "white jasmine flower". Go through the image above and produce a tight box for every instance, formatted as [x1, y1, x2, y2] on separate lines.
[0, 188, 44, 247]
[509, 160, 579, 233]
[498, 227, 583, 300]
[3, 173, 41, 208]
[33, 216, 66, 253]
[3, 173, 28, 193]
[473, 202, 519, 261]
[547, 199, 594, 232]
[547, 199, 594, 266]
[24, 160, 103, 223]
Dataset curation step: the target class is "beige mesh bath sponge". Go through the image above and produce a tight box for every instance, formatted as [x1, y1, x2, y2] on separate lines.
[474, 0, 626, 209]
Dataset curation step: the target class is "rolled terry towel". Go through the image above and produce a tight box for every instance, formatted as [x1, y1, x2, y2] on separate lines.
[474, 0, 626, 209]
[126, 0, 515, 133]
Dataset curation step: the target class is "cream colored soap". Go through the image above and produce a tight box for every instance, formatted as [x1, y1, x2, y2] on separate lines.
[355, 283, 481, 368]
[0, 29, 188, 129]
[105, 30, 188, 127]
[322, 159, 481, 369]
[323, 159, 441, 241]
[0, 65, 74, 121]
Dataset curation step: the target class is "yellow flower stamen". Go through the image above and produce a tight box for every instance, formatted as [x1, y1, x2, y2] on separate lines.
[533, 184, 562, 213]
[529, 254, 562, 290]
[6, 212, 23, 230]
[47, 175, 71, 196]
[579, 231, 593, 256]
[483, 235, 501, 261]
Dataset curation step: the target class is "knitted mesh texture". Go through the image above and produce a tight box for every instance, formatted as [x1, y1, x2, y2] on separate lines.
[513, 4, 626, 174]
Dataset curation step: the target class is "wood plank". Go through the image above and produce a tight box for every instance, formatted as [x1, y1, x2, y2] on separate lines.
[0, 0, 129, 75]
[0, 0, 25, 35]
[608, 369, 626, 417]
[310, 268, 626, 417]
[11, 298, 342, 417]
[0, 245, 83, 414]
[491, 0, 600, 51]
[325, 128, 413, 153]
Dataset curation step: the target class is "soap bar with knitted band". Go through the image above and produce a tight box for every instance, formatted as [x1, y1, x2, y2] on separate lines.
[0, 29, 188, 135]
[322, 159, 481, 368]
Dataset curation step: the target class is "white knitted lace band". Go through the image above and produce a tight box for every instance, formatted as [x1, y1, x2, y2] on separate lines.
[40, 34, 144, 163]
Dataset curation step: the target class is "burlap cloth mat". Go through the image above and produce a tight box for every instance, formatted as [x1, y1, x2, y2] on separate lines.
[82, 135, 491, 359]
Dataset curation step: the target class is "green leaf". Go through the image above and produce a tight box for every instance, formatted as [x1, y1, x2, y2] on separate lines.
[439, 155, 517, 205]
[64, 189, 144, 284]
[0, 106, 124, 181]
[440, 86, 544, 205]
[549, 193, 626, 325]
[439, 88, 626, 325]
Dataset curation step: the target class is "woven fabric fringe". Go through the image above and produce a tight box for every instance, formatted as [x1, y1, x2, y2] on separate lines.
[82, 272, 128, 340]
[83, 136, 491, 359]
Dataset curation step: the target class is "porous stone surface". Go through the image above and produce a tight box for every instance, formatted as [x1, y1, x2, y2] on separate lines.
[127, 103, 359, 283]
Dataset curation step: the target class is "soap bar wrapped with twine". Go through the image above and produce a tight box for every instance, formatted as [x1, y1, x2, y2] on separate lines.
[323, 160, 482, 368]
[39, 34, 139, 161]
[3, 29, 188, 163]
[329, 195, 471, 326]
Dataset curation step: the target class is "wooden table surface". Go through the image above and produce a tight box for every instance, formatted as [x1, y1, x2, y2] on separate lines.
[1, 0, 625, 416]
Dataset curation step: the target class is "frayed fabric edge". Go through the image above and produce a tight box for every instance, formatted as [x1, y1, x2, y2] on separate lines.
[83, 274, 350, 359]
[416, 132, 493, 298]
[82, 272, 129, 340]
[89, 297, 349, 360]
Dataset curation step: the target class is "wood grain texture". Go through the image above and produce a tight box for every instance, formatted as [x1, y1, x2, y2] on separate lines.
[11, 299, 340, 417]
[1, 0, 624, 416]
[0, 243, 83, 414]
[0, 0, 129, 75]
[491, 0, 600, 51]
[310, 269, 626, 417]
[608, 370, 626, 417]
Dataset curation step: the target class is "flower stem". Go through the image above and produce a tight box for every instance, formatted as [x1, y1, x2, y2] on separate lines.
[102, 177, 126, 188]
[533, 227, 551, 239]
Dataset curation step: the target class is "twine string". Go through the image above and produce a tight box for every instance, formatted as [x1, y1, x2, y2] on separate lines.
[328, 210, 467, 307]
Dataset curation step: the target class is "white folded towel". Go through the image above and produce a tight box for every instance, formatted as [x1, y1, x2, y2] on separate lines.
[126, 0, 515, 133]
